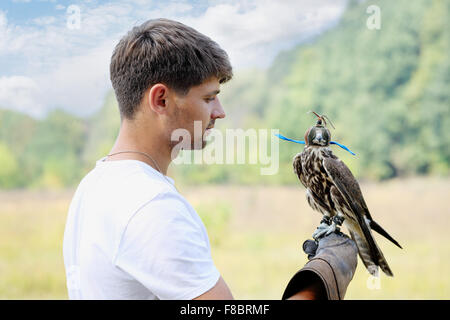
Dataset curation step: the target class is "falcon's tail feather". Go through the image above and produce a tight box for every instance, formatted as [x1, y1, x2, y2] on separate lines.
[370, 220, 403, 249]
[348, 226, 394, 277]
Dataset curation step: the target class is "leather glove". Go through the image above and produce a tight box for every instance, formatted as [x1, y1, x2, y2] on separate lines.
[282, 232, 358, 300]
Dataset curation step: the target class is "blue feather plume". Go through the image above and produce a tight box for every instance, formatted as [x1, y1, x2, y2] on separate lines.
[275, 133, 356, 156]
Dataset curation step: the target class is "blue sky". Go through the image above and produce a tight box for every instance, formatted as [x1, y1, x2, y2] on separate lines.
[0, 0, 347, 118]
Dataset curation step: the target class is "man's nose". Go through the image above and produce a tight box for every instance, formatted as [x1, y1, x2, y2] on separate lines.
[211, 99, 225, 119]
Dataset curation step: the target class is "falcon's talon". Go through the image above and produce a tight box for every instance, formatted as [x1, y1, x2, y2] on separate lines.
[324, 221, 338, 236]
[312, 221, 331, 240]
[313, 219, 345, 239]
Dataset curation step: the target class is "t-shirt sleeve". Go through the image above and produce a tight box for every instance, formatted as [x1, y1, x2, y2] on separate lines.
[113, 192, 220, 300]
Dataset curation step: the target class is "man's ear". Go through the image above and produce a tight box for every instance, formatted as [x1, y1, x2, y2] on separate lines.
[147, 83, 169, 115]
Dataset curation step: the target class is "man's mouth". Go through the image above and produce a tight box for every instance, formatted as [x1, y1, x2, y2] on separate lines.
[204, 124, 214, 137]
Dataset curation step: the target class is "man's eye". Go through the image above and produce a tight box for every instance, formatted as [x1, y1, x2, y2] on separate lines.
[205, 97, 215, 102]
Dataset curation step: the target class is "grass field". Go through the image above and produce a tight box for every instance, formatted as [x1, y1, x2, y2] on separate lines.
[0, 177, 449, 299]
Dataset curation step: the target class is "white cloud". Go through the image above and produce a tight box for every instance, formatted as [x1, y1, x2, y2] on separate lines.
[182, 0, 346, 68]
[0, 76, 44, 116]
[33, 16, 56, 26]
[0, 10, 9, 51]
[0, 0, 347, 118]
[35, 39, 116, 117]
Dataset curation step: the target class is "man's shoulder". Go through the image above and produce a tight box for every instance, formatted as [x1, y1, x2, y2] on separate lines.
[72, 159, 183, 227]
[81, 159, 175, 199]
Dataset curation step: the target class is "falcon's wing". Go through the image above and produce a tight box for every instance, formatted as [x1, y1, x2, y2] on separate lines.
[323, 157, 402, 276]
[323, 157, 369, 216]
[322, 157, 382, 265]
[323, 157, 402, 249]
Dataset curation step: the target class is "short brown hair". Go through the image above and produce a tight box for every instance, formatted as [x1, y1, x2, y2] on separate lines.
[110, 18, 233, 119]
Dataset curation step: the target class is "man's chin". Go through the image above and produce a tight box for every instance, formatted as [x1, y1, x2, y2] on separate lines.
[191, 140, 207, 150]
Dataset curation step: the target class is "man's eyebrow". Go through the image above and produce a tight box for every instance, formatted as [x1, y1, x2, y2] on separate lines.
[204, 89, 220, 96]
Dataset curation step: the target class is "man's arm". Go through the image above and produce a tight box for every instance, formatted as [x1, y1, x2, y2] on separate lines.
[193, 276, 234, 300]
[286, 272, 327, 300]
[193, 275, 324, 300]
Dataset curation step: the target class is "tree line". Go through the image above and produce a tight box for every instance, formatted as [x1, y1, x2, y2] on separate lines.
[0, 0, 448, 189]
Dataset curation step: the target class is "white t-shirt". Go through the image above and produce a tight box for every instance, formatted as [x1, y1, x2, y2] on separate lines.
[63, 157, 220, 300]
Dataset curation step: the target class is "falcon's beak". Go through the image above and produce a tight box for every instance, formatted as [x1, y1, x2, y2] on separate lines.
[313, 138, 325, 145]
[312, 132, 325, 145]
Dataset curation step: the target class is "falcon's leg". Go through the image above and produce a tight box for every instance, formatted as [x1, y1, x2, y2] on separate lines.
[325, 214, 345, 236]
[312, 214, 345, 240]
[312, 215, 332, 240]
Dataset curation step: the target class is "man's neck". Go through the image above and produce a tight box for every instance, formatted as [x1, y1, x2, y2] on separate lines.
[107, 121, 172, 175]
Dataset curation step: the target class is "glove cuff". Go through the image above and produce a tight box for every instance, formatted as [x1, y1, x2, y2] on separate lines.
[282, 258, 341, 300]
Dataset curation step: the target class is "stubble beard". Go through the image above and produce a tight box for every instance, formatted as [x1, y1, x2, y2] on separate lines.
[168, 114, 208, 157]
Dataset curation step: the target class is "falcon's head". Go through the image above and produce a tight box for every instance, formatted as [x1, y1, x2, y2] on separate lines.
[304, 111, 333, 147]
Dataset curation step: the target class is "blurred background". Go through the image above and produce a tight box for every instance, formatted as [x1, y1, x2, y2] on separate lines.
[0, 0, 448, 299]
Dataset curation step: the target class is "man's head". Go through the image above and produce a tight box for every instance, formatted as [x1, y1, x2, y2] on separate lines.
[110, 19, 232, 151]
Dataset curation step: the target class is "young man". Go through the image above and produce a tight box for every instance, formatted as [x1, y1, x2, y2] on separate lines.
[63, 18, 357, 300]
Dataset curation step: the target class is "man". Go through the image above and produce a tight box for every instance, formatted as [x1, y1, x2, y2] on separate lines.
[63, 18, 357, 300]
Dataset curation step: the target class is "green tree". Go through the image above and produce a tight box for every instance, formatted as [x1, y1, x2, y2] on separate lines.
[0, 143, 19, 189]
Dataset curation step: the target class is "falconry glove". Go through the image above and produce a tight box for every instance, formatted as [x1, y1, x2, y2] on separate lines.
[282, 232, 358, 300]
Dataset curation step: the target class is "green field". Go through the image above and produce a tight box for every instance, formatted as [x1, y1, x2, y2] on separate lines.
[0, 177, 449, 299]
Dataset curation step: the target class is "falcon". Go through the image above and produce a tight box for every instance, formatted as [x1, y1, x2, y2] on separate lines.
[293, 112, 402, 277]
